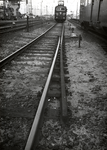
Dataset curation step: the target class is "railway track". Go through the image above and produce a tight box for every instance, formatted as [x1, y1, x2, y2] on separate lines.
[0, 23, 67, 150]
[0, 20, 46, 34]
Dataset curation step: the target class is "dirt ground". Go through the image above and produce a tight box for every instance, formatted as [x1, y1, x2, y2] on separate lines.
[64, 21, 107, 150]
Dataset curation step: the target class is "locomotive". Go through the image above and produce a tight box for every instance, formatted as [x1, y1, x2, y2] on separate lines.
[55, 0, 67, 23]
[80, 0, 107, 34]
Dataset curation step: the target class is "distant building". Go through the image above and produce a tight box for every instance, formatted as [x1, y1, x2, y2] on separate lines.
[0, 0, 21, 19]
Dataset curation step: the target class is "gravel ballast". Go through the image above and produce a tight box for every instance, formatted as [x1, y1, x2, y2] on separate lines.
[64, 22, 107, 150]
[0, 21, 107, 150]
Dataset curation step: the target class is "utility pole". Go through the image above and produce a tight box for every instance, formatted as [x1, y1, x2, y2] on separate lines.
[97, 0, 103, 24]
[26, 0, 29, 32]
[3, 0, 5, 19]
[76, 2, 78, 19]
[90, 0, 94, 23]
[29, 0, 32, 14]
[46, 5, 48, 15]
[41, 0, 43, 16]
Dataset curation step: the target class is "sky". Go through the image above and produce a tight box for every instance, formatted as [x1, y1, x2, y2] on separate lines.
[20, 0, 80, 17]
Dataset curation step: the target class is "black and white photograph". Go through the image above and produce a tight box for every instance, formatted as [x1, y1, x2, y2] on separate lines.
[0, 0, 107, 150]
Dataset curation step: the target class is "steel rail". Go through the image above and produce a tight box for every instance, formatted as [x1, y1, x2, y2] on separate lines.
[0, 22, 47, 34]
[0, 25, 28, 34]
[60, 24, 67, 121]
[24, 36, 61, 150]
[0, 24, 56, 69]
[0, 19, 43, 27]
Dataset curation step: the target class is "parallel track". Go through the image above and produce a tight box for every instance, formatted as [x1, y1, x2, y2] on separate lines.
[0, 20, 46, 34]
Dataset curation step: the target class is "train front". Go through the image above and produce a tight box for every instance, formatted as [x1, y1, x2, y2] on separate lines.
[55, 0, 67, 23]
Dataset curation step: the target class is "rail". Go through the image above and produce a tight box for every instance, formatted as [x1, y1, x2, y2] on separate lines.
[24, 36, 60, 150]
[0, 20, 47, 34]
[24, 24, 66, 150]
[60, 24, 67, 121]
[0, 24, 56, 69]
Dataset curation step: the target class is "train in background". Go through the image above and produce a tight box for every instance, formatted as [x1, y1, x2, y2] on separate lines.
[55, 0, 67, 23]
[80, 0, 107, 34]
